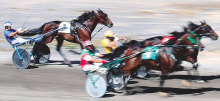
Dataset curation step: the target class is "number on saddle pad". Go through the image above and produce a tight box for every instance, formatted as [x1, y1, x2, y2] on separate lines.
[142, 46, 160, 60]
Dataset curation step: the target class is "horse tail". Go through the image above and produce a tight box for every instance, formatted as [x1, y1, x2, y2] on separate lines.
[18, 21, 61, 36]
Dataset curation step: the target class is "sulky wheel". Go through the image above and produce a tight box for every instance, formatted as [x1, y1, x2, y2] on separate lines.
[107, 69, 128, 91]
[133, 65, 148, 78]
[12, 49, 30, 69]
[85, 75, 106, 98]
[33, 44, 50, 64]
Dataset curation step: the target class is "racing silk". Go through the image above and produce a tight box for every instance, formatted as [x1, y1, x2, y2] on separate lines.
[4, 29, 16, 44]
[161, 36, 174, 44]
[102, 38, 116, 54]
[80, 49, 94, 68]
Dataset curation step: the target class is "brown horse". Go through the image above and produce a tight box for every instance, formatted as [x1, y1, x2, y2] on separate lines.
[120, 21, 218, 95]
[107, 21, 210, 79]
[142, 21, 218, 78]
[22, 8, 113, 64]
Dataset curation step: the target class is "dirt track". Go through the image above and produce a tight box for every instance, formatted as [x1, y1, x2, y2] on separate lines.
[1, 60, 220, 101]
[1, 0, 220, 101]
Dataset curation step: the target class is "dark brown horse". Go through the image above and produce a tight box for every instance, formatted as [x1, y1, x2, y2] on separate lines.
[142, 21, 218, 78]
[108, 21, 211, 77]
[22, 8, 113, 64]
[120, 21, 218, 95]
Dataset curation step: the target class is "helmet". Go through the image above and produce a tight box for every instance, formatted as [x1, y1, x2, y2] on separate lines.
[104, 30, 114, 37]
[4, 21, 12, 27]
[82, 40, 92, 47]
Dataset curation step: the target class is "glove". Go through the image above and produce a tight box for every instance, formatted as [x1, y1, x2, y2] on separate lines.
[17, 28, 23, 32]
[24, 28, 29, 31]
[101, 60, 107, 64]
[114, 37, 119, 41]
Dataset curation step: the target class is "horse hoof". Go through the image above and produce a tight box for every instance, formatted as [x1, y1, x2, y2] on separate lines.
[123, 91, 131, 95]
[183, 66, 193, 71]
[194, 80, 205, 84]
[181, 80, 191, 87]
[63, 61, 71, 64]
[158, 92, 170, 97]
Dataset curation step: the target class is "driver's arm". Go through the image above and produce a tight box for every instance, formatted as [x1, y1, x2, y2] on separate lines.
[9, 29, 25, 36]
[9, 31, 18, 36]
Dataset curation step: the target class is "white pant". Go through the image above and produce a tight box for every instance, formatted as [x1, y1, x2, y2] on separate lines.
[11, 38, 29, 44]
[82, 63, 107, 73]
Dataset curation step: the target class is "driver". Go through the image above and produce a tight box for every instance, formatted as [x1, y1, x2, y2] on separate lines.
[102, 30, 123, 54]
[80, 40, 107, 74]
[4, 21, 29, 45]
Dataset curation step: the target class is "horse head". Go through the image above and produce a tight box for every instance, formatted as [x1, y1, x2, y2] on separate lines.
[199, 20, 218, 40]
[96, 8, 113, 28]
[175, 21, 218, 46]
[185, 21, 218, 40]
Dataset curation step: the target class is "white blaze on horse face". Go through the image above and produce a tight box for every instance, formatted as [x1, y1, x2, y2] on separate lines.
[58, 22, 71, 33]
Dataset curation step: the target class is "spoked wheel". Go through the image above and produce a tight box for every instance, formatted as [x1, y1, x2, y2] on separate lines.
[12, 49, 30, 69]
[107, 69, 130, 91]
[85, 75, 107, 98]
[33, 44, 50, 64]
[133, 66, 148, 78]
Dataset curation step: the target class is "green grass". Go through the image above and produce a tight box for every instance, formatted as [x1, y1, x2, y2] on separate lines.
[48, 9, 56, 11]
[73, 10, 91, 12]
[0, 48, 14, 51]
[50, 41, 80, 49]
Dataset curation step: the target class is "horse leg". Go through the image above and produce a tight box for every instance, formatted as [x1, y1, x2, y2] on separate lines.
[192, 62, 205, 83]
[122, 71, 132, 95]
[185, 57, 203, 83]
[55, 37, 71, 65]
[158, 71, 169, 97]
[199, 42, 205, 51]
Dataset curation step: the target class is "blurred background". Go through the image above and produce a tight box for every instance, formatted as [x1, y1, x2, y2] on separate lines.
[0, 0, 220, 69]
[1, 1, 220, 100]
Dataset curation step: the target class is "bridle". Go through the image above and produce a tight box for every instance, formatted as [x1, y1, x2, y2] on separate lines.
[97, 10, 110, 26]
[175, 24, 212, 46]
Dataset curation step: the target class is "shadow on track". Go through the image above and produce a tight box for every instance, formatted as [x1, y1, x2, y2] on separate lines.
[126, 86, 220, 96]
[30, 60, 80, 68]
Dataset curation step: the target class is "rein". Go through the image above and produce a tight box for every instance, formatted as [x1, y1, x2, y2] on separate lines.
[187, 31, 201, 45]
[91, 26, 104, 39]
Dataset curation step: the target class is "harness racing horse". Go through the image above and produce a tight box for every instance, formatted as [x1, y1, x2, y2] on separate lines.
[105, 21, 212, 79]
[21, 8, 113, 64]
[120, 21, 218, 95]
[142, 21, 218, 80]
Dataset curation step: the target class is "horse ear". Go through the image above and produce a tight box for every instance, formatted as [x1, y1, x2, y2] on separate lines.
[203, 20, 206, 24]
[97, 8, 101, 12]
[97, 8, 103, 12]
[200, 21, 204, 25]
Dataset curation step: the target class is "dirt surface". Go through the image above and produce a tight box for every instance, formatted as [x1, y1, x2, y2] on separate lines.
[1, 0, 220, 101]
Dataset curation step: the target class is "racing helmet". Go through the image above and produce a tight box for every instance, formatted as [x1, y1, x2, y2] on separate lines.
[104, 30, 114, 37]
[4, 21, 12, 29]
[4, 21, 12, 27]
[82, 40, 92, 47]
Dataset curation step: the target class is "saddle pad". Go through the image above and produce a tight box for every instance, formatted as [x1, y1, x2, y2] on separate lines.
[161, 36, 174, 44]
[58, 22, 71, 33]
[142, 46, 159, 60]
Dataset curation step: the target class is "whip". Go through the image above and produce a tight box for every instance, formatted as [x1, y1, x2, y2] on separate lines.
[21, 2, 42, 29]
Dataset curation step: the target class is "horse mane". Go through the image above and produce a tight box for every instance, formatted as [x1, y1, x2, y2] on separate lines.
[72, 11, 96, 22]
[145, 36, 163, 40]
[184, 21, 199, 32]
[167, 21, 198, 44]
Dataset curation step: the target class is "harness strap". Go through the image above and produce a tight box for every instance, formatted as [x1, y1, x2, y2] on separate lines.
[188, 31, 201, 45]
[162, 47, 177, 61]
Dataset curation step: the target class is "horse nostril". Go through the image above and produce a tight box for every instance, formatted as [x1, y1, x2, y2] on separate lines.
[110, 23, 113, 27]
